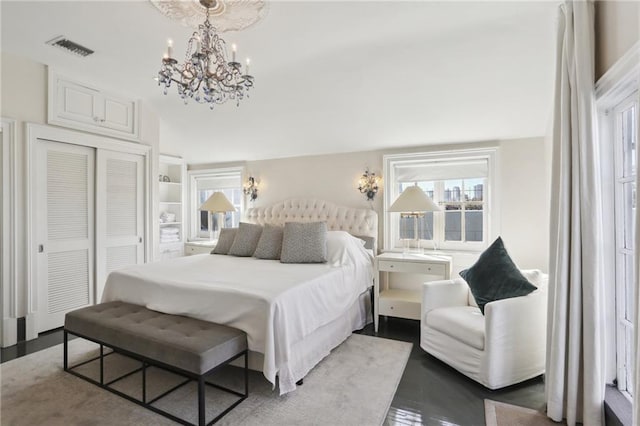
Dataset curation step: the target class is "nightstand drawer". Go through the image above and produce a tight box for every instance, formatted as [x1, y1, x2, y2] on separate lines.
[378, 260, 445, 276]
[378, 297, 421, 320]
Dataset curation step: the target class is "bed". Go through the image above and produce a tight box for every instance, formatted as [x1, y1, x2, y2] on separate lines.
[102, 199, 378, 394]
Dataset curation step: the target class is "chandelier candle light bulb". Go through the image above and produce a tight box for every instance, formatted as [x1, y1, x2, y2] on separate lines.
[167, 39, 173, 58]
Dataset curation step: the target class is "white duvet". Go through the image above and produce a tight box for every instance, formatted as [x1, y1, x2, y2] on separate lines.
[102, 232, 373, 394]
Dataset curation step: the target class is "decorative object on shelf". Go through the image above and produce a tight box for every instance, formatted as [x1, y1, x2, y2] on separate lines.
[149, 0, 267, 32]
[158, 0, 255, 109]
[357, 169, 381, 201]
[243, 176, 258, 202]
[162, 175, 171, 182]
[159, 174, 164, 182]
[200, 191, 236, 240]
[388, 184, 441, 253]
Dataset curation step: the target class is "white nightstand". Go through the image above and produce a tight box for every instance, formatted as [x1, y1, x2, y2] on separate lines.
[374, 252, 452, 332]
[184, 240, 217, 255]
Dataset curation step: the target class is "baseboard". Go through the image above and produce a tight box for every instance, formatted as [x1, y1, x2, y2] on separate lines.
[2, 317, 17, 347]
[25, 313, 38, 341]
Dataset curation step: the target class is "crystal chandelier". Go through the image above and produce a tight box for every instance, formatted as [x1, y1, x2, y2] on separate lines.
[158, 0, 254, 109]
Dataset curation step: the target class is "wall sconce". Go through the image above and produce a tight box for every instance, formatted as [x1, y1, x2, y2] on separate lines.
[357, 169, 381, 201]
[243, 176, 258, 201]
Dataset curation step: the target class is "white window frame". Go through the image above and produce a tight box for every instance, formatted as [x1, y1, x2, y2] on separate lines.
[613, 93, 638, 398]
[187, 167, 244, 241]
[383, 147, 498, 253]
[596, 43, 639, 398]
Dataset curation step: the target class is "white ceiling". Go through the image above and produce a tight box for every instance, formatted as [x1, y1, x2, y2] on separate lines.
[1, 1, 557, 164]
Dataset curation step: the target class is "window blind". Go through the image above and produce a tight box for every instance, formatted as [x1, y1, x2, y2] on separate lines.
[394, 158, 488, 182]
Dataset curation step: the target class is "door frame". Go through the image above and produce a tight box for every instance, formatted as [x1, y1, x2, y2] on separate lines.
[1, 118, 17, 347]
[26, 123, 151, 340]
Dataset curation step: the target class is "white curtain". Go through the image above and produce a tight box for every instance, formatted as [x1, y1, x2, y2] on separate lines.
[634, 75, 640, 426]
[546, 1, 606, 425]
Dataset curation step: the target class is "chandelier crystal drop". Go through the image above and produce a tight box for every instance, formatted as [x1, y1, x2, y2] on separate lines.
[158, 0, 254, 110]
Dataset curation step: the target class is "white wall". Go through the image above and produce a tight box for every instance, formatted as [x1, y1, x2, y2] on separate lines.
[190, 137, 551, 272]
[0, 53, 46, 320]
[595, 0, 640, 79]
[498, 137, 550, 270]
[0, 52, 161, 342]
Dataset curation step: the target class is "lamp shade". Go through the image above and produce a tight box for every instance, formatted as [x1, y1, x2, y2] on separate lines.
[389, 185, 440, 213]
[199, 191, 236, 213]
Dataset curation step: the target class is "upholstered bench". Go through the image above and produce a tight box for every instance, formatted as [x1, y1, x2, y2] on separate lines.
[64, 301, 248, 426]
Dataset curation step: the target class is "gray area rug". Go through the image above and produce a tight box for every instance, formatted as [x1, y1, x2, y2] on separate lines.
[1, 334, 411, 425]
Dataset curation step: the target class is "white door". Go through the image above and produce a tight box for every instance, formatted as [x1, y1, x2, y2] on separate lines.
[35, 140, 95, 332]
[95, 150, 145, 301]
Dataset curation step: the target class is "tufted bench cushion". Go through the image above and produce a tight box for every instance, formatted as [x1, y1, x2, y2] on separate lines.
[65, 301, 247, 376]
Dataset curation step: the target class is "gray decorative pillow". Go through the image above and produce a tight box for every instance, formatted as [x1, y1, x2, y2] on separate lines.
[253, 224, 284, 260]
[280, 222, 328, 264]
[211, 228, 238, 255]
[228, 222, 263, 257]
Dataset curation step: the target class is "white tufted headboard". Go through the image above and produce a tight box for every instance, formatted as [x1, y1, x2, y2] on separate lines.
[245, 199, 378, 253]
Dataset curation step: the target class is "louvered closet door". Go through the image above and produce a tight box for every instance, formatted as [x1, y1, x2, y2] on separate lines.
[35, 141, 95, 332]
[95, 150, 144, 301]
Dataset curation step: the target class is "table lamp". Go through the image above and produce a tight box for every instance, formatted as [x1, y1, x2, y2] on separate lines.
[199, 192, 236, 241]
[388, 184, 441, 253]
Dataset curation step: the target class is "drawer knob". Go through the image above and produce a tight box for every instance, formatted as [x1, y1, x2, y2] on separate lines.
[390, 265, 394, 268]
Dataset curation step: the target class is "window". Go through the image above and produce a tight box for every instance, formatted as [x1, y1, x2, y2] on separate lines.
[384, 149, 496, 252]
[187, 168, 242, 240]
[613, 92, 638, 398]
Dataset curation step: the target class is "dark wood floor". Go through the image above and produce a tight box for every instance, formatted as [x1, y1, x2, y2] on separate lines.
[358, 317, 545, 426]
[1, 317, 545, 426]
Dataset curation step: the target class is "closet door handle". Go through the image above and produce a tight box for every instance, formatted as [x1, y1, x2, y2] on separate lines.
[138, 237, 142, 243]
[38, 244, 44, 253]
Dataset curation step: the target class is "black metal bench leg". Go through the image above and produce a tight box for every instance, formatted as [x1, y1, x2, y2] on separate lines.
[100, 344, 104, 385]
[245, 351, 249, 397]
[63, 330, 68, 371]
[198, 376, 206, 426]
[142, 362, 147, 404]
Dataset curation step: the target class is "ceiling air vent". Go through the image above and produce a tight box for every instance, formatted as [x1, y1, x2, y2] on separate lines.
[46, 36, 94, 57]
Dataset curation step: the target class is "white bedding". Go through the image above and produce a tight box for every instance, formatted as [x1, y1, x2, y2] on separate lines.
[102, 235, 373, 394]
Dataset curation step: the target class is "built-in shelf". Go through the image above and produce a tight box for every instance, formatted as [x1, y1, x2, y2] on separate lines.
[158, 154, 185, 260]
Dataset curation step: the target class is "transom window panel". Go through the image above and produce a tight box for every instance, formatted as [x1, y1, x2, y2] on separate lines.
[385, 149, 496, 252]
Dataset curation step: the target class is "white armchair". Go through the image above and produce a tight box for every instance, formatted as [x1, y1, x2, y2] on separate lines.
[420, 269, 548, 390]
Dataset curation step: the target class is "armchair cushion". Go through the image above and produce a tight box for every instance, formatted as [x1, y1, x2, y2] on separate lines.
[426, 306, 485, 350]
[459, 237, 536, 314]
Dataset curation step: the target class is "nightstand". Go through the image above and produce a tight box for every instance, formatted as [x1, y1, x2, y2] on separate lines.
[184, 240, 217, 255]
[374, 252, 452, 332]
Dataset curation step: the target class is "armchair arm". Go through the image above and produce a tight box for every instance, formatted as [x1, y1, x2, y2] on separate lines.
[421, 278, 469, 319]
[483, 289, 548, 382]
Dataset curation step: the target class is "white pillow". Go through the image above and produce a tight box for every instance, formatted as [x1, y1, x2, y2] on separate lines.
[326, 231, 374, 267]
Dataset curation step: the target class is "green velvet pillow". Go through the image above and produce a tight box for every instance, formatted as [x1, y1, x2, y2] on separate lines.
[459, 237, 536, 314]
